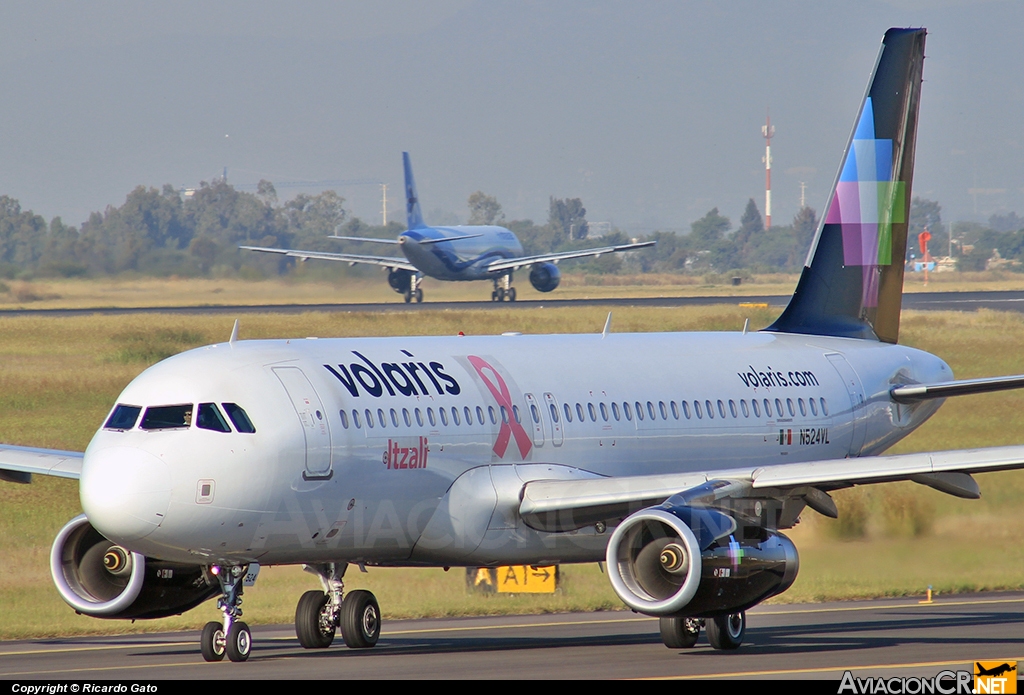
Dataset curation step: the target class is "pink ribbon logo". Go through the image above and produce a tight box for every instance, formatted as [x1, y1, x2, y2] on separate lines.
[467, 355, 532, 459]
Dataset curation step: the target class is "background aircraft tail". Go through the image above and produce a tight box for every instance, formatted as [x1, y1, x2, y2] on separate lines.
[766, 28, 926, 344]
[403, 152, 426, 229]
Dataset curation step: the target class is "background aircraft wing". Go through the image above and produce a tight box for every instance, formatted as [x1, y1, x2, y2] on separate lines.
[519, 444, 1024, 531]
[0, 444, 84, 483]
[239, 245, 417, 272]
[485, 240, 656, 273]
[328, 235, 399, 244]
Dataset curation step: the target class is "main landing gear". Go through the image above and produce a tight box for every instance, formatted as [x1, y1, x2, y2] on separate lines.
[659, 611, 745, 651]
[295, 563, 381, 651]
[201, 564, 253, 662]
[491, 274, 516, 302]
[403, 274, 424, 304]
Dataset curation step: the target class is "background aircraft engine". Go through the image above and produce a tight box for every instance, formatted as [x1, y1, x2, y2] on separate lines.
[605, 506, 799, 617]
[528, 263, 560, 292]
[388, 269, 413, 293]
[50, 515, 219, 619]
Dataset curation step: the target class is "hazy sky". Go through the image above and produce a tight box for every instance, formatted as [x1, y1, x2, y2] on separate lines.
[1, 1, 1022, 233]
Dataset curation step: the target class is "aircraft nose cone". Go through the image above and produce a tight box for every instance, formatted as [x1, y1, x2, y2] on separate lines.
[80, 447, 171, 543]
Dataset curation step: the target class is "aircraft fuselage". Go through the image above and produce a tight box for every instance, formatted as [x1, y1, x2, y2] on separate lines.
[80, 330, 950, 570]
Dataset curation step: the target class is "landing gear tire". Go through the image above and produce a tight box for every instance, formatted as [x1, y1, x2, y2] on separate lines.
[706, 611, 745, 650]
[295, 590, 335, 649]
[340, 590, 380, 649]
[226, 621, 252, 662]
[200, 621, 226, 662]
[414, 288, 423, 303]
[659, 617, 700, 649]
[403, 289, 412, 303]
[492, 289, 501, 302]
[507, 287, 516, 302]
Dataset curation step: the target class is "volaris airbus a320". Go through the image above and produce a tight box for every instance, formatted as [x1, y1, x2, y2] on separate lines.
[5, 28, 1024, 663]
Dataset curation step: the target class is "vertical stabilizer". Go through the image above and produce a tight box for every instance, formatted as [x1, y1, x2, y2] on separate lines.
[766, 28, 926, 344]
[402, 152, 426, 229]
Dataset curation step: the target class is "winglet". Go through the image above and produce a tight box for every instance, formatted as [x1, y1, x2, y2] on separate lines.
[229, 319, 239, 345]
[403, 152, 426, 229]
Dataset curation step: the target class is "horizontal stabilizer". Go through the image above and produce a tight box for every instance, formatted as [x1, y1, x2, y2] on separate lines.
[890, 374, 1024, 402]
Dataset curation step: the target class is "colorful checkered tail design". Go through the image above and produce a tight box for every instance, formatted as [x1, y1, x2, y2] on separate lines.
[766, 28, 926, 344]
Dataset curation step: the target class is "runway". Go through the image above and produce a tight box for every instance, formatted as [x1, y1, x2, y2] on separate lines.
[3, 290, 1024, 318]
[1, 593, 1022, 680]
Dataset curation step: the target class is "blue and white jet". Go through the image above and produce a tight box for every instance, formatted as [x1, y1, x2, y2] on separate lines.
[6, 28, 1024, 663]
[242, 152, 654, 303]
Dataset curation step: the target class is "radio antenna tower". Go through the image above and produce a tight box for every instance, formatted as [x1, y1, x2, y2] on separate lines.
[381, 184, 388, 226]
[762, 110, 774, 229]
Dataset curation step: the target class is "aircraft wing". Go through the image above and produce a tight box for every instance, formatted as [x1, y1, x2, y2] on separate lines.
[485, 241, 656, 273]
[239, 245, 417, 272]
[519, 444, 1024, 531]
[0, 444, 84, 483]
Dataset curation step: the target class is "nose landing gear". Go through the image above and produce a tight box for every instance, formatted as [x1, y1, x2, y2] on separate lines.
[201, 564, 252, 662]
[491, 274, 516, 302]
[295, 563, 380, 651]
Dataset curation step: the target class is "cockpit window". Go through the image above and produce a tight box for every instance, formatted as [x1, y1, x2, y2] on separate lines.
[140, 404, 192, 430]
[104, 404, 142, 430]
[197, 403, 231, 433]
[222, 403, 256, 434]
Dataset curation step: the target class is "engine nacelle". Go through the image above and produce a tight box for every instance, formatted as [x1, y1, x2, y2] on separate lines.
[388, 269, 413, 293]
[606, 505, 798, 617]
[529, 263, 561, 293]
[50, 515, 219, 620]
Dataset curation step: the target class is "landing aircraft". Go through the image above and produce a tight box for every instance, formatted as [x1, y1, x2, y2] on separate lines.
[4, 28, 1023, 663]
[241, 152, 654, 303]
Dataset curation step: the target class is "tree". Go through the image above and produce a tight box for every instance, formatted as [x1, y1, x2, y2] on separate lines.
[256, 180, 278, 207]
[548, 197, 589, 240]
[733, 199, 764, 265]
[688, 208, 731, 248]
[989, 212, 1024, 233]
[467, 191, 503, 225]
[792, 206, 818, 259]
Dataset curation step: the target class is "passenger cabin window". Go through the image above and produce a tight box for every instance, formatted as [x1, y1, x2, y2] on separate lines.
[439, 408, 448, 426]
[752, 399, 761, 417]
[717, 400, 726, 419]
[197, 403, 231, 433]
[576, 403, 585, 421]
[451, 407, 460, 426]
[798, 399, 807, 417]
[404, 408, 412, 427]
[353, 410, 362, 428]
[599, 403, 609, 422]
[141, 404, 192, 431]
[477, 406, 485, 424]
[740, 400, 749, 418]
[729, 400, 738, 418]
[624, 402, 633, 421]
[809, 398, 818, 416]
[659, 401, 668, 420]
[635, 402, 644, 421]
[340, 409, 349, 429]
[365, 409, 375, 428]
[550, 404, 559, 423]
[694, 401, 703, 419]
[681, 401, 691, 419]
[820, 398, 829, 416]
[390, 408, 399, 427]
[564, 403, 573, 422]
[706, 400, 714, 419]
[415, 408, 424, 427]
[588, 403, 597, 422]
[670, 401, 679, 419]
[465, 406, 473, 425]
[230, 404, 254, 432]
[490, 406, 498, 424]
[104, 404, 141, 431]
[786, 398, 795, 417]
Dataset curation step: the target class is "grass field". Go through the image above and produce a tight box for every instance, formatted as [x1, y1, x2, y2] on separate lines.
[2, 302, 1024, 638]
[1, 267, 1023, 311]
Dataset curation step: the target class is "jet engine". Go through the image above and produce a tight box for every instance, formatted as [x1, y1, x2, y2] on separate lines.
[388, 269, 414, 294]
[50, 515, 219, 620]
[605, 505, 798, 617]
[529, 263, 561, 293]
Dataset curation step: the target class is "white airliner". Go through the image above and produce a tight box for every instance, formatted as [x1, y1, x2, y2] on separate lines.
[4, 28, 1023, 663]
[240, 152, 654, 303]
